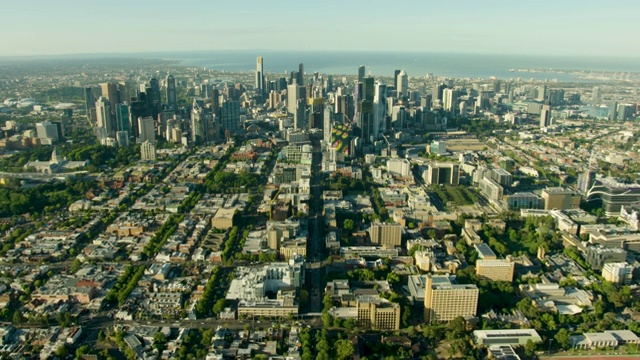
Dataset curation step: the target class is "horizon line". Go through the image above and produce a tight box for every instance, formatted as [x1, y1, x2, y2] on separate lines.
[1, 48, 640, 60]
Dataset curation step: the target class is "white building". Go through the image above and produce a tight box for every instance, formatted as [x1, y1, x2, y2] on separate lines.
[602, 262, 633, 285]
[386, 158, 411, 177]
[140, 141, 156, 161]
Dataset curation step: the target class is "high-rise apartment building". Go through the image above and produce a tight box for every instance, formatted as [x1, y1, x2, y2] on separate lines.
[397, 70, 408, 99]
[369, 221, 402, 249]
[424, 275, 478, 323]
[256, 56, 265, 98]
[356, 296, 401, 330]
[424, 163, 460, 185]
[540, 104, 551, 128]
[140, 141, 156, 161]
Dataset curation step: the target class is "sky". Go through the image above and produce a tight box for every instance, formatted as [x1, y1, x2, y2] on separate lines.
[1, 0, 639, 57]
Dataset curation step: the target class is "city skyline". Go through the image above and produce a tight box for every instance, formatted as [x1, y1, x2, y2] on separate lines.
[1, 0, 639, 57]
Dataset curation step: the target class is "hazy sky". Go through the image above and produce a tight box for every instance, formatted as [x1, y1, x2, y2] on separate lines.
[1, 0, 638, 57]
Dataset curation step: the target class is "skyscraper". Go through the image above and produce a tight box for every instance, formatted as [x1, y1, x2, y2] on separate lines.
[138, 116, 156, 143]
[84, 87, 95, 119]
[115, 103, 130, 132]
[95, 96, 114, 138]
[397, 70, 408, 99]
[442, 88, 459, 113]
[166, 74, 176, 110]
[297, 63, 304, 86]
[540, 103, 551, 128]
[220, 100, 241, 134]
[100, 82, 119, 113]
[358, 65, 365, 83]
[256, 56, 265, 98]
[373, 82, 388, 137]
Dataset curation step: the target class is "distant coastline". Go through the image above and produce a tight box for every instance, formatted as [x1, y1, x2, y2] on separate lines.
[1, 50, 639, 81]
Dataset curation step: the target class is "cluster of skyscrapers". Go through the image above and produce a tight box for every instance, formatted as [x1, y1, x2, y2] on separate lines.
[85, 72, 242, 149]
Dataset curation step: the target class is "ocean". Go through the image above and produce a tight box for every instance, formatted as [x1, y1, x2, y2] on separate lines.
[151, 50, 640, 82]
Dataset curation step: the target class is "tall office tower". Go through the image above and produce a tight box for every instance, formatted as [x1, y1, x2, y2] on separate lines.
[442, 88, 459, 113]
[256, 56, 265, 98]
[276, 77, 288, 92]
[294, 99, 307, 130]
[369, 221, 402, 249]
[396, 70, 408, 99]
[166, 74, 177, 110]
[149, 77, 161, 117]
[393, 70, 401, 90]
[336, 95, 354, 121]
[536, 85, 547, 101]
[287, 84, 299, 114]
[358, 65, 366, 83]
[363, 76, 374, 102]
[128, 99, 149, 137]
[116, 82, 130, 105]
[115, 103, 130, 132]
[424, 275, 479, 323]
[84, 87, 95, 119]
[137, 116, 156, 143]
[323, 107, 333, 145]
[100, 82, 119, 112]
[539, 103, 551, 128]
[140, 141, 156, 161]
[431, 83, 446, 106]
[309, 98, 325, 130]
[190, 101, 206, 144]
[357, 100, 374, 144]
[220, 100, 241, 134]
[592, 86, 601, 103]
[325, 75, 333, 92]
[95, 96, 114, 138]
[297, 63, 304, 86]
[373, 82, 388, 137]
[391, 105, 406, 129]
[210, 89, 220, 117]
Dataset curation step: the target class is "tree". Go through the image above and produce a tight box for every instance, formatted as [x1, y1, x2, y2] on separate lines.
[153, 332, 167, 352]
[386, 272, 400, 285]
[212, 299, 226, 315]
[55, 345, 69, 358]
[554, 328, 571, 350]
[524, 339, 537, 357]
[12, 310, 25, 325]
[75, 345, 91, 360]
[335, 339, 354, 360]
[343, 219, 354, 232]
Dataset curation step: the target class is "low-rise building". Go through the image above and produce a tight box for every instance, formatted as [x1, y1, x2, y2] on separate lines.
[475, 259, 515, 282]
[473, 329, 542, 346]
